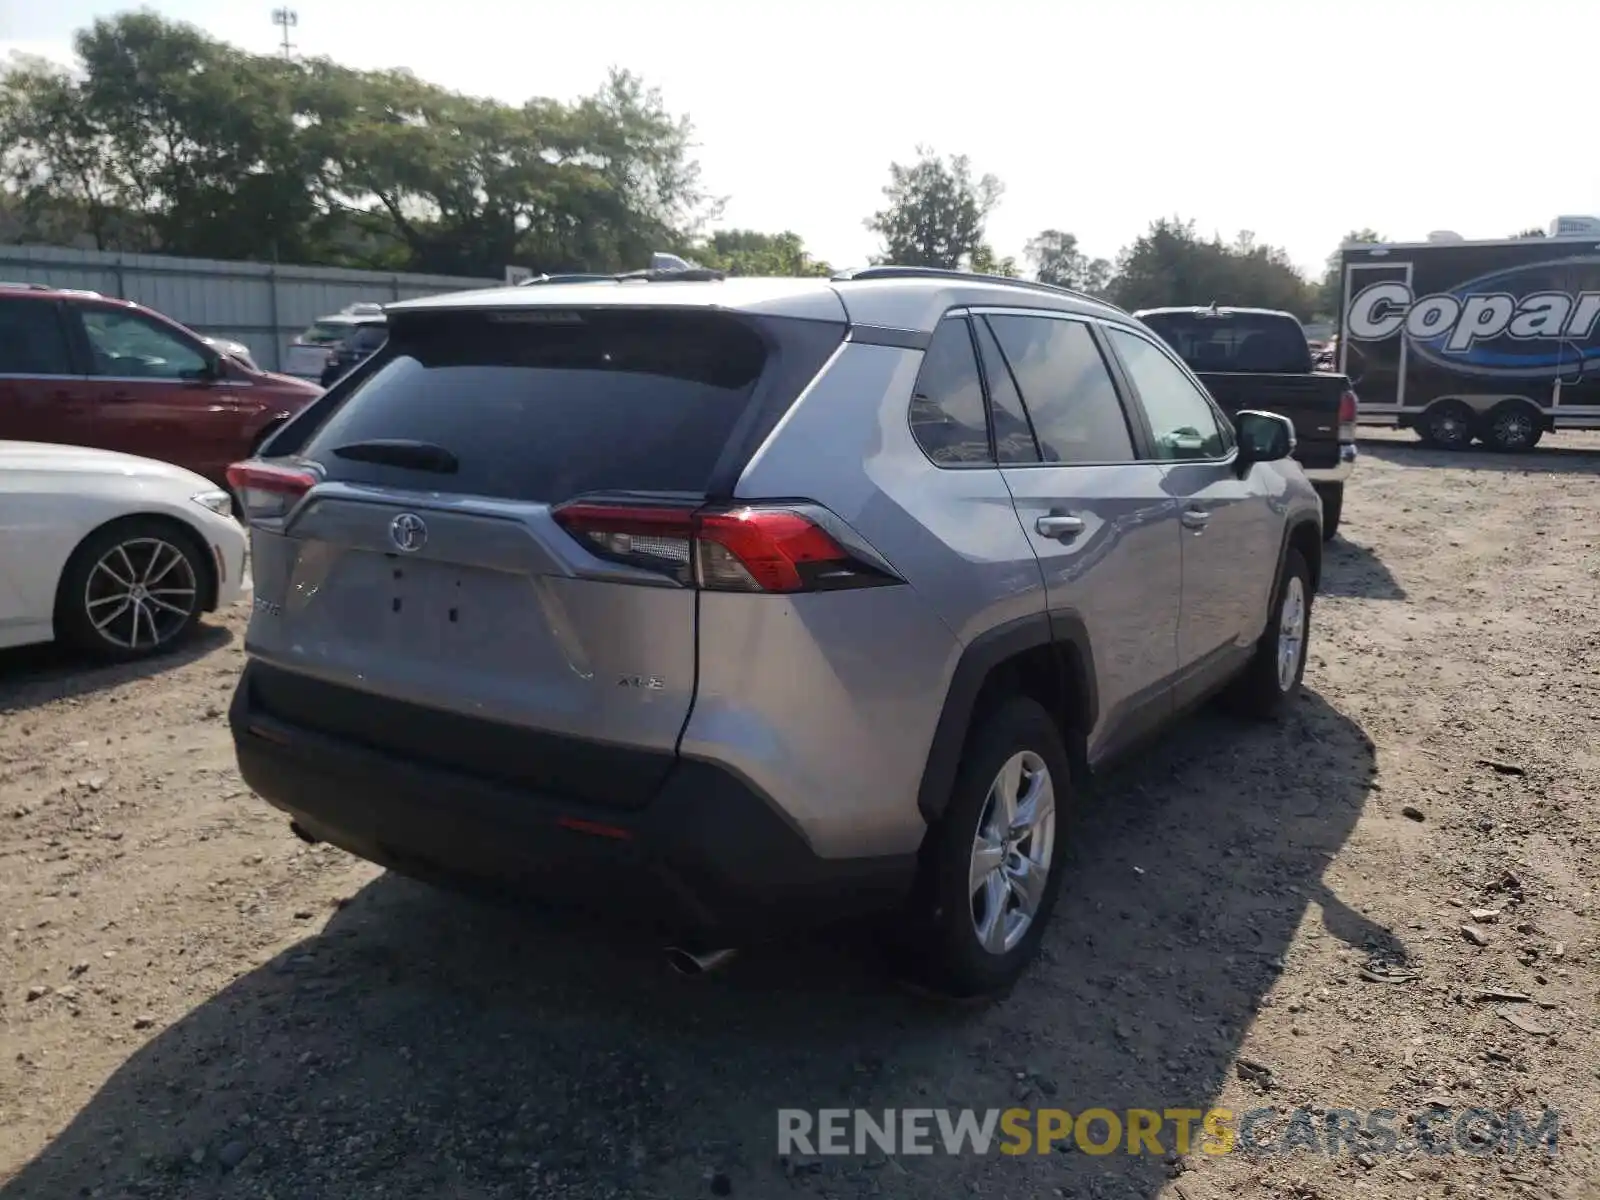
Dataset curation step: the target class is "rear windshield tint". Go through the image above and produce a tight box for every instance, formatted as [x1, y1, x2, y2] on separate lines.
[299, 321, 351, 345]
[1138, 312, 1312, 375]
[342, 324, 387, 352]
[298, 309, 770, 502]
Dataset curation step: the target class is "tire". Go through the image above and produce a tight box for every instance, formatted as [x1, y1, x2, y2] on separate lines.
[1225, 547, 1312, 719]
[1416, 401, 1475, 450]
[1479, 403, 1543, 453]
[1314, 483, 1343, 543]
[902, 697, 1072, 998]
[56, 517, 209, 662]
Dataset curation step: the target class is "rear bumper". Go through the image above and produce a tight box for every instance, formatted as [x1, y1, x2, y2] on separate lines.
[1303, 441, 1357, 484]
[228, 664, 917, 942]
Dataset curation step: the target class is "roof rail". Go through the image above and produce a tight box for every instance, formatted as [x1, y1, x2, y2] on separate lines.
[519, 272, 614, 286]
[830, 265, 1117, 309]
[613, 266, 726, 283]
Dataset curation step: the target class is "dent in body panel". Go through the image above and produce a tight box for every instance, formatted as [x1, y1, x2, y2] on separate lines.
[243, 524, 695, 754]
[735, 342, 1048, 643]
[680, 586, 962, 859]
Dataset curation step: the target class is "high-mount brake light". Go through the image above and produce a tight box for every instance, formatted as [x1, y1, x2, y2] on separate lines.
[551, 501, 896, 593]
[226, 461, 318, 524]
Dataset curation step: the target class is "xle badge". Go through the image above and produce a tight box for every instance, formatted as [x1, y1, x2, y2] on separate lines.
[617, 675, 666, 690]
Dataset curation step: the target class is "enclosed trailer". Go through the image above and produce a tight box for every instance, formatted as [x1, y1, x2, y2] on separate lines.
[1338, 224, 1600, 450]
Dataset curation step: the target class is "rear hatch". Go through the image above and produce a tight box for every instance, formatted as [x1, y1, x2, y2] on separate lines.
[233, 302, 848, 808]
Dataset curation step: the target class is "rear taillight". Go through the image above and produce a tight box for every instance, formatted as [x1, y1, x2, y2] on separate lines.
[552, 501, 898, 593]
[1338, 389, 1359, 427]
[226, 461, 317, 524]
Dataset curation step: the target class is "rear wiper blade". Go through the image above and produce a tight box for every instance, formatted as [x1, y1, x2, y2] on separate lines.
[330, 439, 459, 473]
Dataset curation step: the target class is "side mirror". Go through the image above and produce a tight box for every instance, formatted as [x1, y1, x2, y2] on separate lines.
[1234, 410, 1296, 474]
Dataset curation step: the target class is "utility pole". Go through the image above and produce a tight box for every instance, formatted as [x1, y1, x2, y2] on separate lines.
[271, 8, 298, 60]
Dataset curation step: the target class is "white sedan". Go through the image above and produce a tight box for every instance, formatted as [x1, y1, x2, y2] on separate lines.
[0, 441, 249, 660]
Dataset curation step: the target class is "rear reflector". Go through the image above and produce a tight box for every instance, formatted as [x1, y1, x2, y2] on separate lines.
[226, 461, 318, 524]
[552, 501, 897, 593]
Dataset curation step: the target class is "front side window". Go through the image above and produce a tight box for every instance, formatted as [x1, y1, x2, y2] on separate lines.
[0, 298, 75, 376]
[80, 309, 210, 380]
[909, 317, 993, 466]
[1106, 328, 1233, 460]
[985, 314, 1135, 464]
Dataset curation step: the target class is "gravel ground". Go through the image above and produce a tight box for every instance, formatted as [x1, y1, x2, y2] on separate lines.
[2, 428, 1597, 1200]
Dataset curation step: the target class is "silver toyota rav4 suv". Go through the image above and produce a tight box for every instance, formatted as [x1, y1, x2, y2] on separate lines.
[227, 266, 1322, 997]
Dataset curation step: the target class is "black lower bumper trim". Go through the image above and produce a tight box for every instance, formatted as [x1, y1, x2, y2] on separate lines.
[229, 664, 918, 942]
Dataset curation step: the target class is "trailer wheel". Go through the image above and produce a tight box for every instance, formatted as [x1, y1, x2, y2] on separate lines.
[1479, 402, 1543, 453]
[1417, 401, 1475, 450]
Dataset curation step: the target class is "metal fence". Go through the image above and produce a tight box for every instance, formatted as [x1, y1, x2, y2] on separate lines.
[0, 244, 499, 373]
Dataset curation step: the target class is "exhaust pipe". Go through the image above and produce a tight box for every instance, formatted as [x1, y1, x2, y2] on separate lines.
[289, 820, 320, 845]
[665, 946, 738, 976]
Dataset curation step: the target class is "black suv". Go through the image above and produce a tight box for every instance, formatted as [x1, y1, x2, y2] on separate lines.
[319, 317, 388, 387]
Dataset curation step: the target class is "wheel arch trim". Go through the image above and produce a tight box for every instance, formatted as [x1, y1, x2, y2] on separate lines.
[916, 610, 1097, 825]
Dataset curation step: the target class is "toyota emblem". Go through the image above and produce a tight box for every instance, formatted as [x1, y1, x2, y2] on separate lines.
[389, 512, 428, 553]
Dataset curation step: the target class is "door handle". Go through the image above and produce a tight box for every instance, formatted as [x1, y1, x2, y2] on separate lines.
[1180, 507, 1211, 530]
[1035, 514, 1085, 540]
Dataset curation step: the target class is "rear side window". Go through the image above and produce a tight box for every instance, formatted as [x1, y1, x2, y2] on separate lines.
[985, 315, 1135, 465]
[299, 309, 773, 503]
[1138, 311, 1312, 374]
[909, 317, 992, 466]
[0, 298, 74, 375]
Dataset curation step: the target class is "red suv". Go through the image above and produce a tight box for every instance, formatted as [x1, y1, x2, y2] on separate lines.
[0, 284, 323, 486]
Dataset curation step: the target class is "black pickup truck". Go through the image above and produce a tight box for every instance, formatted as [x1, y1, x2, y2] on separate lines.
[1135, 305, 1358, 540]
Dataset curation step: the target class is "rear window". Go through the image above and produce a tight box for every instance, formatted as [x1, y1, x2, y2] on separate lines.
[1138, 311, 1312, 375]
[298, 309, 772, 502]
[298, 321, 351, 345]
[346, 325, 388, 352]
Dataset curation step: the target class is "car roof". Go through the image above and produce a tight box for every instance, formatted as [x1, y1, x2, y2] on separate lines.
[388, 269, 1133, 335]
[0, 282, 123, 302]
[1135, 305, 1296, 319]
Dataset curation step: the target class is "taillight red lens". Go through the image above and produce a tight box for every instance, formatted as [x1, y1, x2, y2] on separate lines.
[552, 501, 893, 594]
[1338, 390, 1359, 424]
[226, 461, 317, 523]
[696, 510, 851, 592]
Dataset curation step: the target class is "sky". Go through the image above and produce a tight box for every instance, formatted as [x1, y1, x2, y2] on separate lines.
[3, 0, 1598, 278]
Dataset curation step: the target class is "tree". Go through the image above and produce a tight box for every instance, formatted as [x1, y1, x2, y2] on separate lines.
[967, 243, 1019, 278]
[1024, 229, 1112, 294]
[0, 58, 120, 249]
[1315, 228, 1384, 318]
[1104, 218, 1315, 317]
[0, 13, 717, 275]
[865, 147, 1002, 270]
[1512, 227, 1547, 238]
[688, 229, 832, 276]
